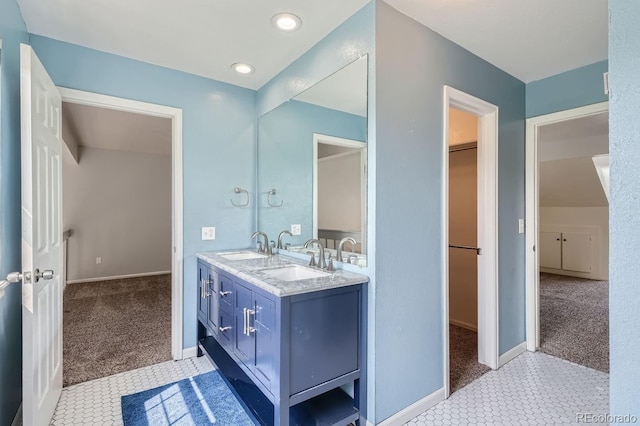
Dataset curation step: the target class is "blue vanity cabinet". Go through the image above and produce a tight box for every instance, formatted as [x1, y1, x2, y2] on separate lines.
[197, 260, 366, 426]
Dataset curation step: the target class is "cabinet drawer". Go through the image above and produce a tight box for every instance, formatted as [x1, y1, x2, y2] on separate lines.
[219, 273, 234, 315]
[218, 311, 234, 349]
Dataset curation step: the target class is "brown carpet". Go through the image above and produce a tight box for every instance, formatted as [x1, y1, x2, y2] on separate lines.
[63, 274, 172, 387]
[540, 273, 609, 373]
[450, 324, 491, 393]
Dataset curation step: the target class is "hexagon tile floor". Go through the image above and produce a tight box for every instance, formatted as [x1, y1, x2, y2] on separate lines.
[405, 351, 609, 425]
[50, 351, 608, 425]
[50, 356, 214, 425]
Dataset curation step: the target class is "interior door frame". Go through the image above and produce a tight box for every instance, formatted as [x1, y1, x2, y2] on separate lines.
[312, 133, 367, 252]
[442, 86, 499, 398]
[524, 101, 609, 352]
[57, 88, 186, 360]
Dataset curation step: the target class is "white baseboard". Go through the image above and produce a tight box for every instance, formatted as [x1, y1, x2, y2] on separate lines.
[540, 267, 608, 282]
[449, 318, 478, 331]
[66, 270, 171, 285]
[182, 346, 198, 360]
[11, 404, 22, 426]
[499, 342, 527, 367]
[378, 387, 445, 426]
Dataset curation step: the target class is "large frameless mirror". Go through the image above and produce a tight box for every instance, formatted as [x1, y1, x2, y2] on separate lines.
[257, 55, 368, 266]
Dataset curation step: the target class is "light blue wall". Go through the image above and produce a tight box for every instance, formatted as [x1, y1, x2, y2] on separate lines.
[609, 0, 640, 419]
[29, 35, 257, 350]
[526, 60, 608, 118]
[257, 100, 366, 243]
[256, 2, 376, 420]
[375, 2, 525, 421]
[0, 0, 29, 423]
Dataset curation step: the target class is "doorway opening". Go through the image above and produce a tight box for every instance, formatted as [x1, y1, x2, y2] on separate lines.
[526, 102, 609, 373]
[59, 88, 184, 386]
[312, 133, 367, 260]
[442, 86, 499, 398]
[447, 108, 491, 393]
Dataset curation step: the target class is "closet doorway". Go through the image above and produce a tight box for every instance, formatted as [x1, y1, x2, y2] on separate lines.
[448, 108, 489, 392]
[442, 86, 499, 398]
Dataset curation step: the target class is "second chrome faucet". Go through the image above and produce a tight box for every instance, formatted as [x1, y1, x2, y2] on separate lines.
[304, 239, 328, 270]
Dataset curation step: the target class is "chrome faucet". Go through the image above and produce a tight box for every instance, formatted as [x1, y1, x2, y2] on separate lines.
[251, 231, 272, 255]
[337, 237, 357, 262]
[304, 239, 326, 269]
[277, 230, 293, 250]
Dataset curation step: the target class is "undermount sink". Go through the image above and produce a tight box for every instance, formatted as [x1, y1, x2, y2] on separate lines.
[219, 251, 268, 261]
[261, 265, 331, 282]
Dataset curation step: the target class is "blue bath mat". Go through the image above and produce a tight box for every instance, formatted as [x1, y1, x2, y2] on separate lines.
[121, 370, 257, 425]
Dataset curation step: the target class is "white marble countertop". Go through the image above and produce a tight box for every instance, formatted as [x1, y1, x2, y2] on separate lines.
[196, 250, 369, 297]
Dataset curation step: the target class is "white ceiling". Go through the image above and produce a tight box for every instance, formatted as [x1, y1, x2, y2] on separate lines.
[17, 0, 369, 90]
[62, 102, 171, 156]
[17, 0, 607, 90]
[384, 0, 608, 82]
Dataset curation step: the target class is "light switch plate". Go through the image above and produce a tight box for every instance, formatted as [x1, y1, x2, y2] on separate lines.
[201, 226, 216, 240]
[291, 224, 301, 236]
[96, 257, 102, 265]
[518, 219, 525, 234]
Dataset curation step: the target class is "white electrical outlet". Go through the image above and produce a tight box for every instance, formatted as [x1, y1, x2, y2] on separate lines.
[201, 226, 216, 240]
[291, 224, 301, 236]
[518, 219, 525, 234]
[96, 257, 102, 265]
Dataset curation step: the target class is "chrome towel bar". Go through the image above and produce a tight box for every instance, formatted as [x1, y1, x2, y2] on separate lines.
[449, 244, 481, 255]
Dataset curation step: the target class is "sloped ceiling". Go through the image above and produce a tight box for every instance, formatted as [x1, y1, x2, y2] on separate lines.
[539, 157, 608, 207]
[62, 102, 171, 157]
[538, 111, 609, 208]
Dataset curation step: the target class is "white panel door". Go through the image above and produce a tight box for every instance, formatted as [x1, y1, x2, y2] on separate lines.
[562, 233, 592, 273]
[539, 232, 562, 269]
[20, 43, 63, 426]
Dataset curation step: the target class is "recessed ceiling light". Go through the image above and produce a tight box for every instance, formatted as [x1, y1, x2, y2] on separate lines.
[271, 13, 302, 32]
[231, 63, 255, 75]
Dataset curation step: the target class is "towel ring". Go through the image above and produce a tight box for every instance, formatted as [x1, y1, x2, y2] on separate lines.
[267, 189, 284, 207]
[231, 187, 249, 207]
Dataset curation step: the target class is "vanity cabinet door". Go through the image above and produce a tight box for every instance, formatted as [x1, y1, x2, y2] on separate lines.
[197, 261, 209, 323]
[234, 283, 254, 367]
[206, 269, 219, 333]
[253, 292, 276, 392]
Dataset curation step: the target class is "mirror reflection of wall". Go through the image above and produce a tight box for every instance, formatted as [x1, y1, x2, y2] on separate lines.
[257, 55, 368, 266]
